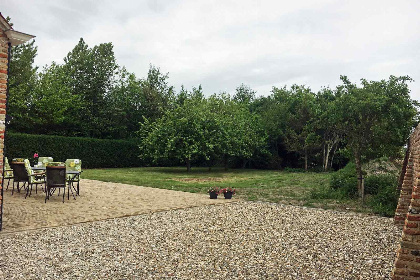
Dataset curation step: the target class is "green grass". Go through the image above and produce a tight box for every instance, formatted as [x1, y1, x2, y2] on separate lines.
[83, 167, 380, 213]
[83, 167, 376, 214]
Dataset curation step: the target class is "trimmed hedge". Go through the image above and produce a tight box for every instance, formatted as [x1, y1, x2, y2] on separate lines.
[5, 133, 142, 168]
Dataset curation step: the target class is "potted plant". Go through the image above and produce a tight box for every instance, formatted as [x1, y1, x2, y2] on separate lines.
[208, 187, 220, 199]
[32, 152, 39, 166]
[220, 187, 236, 199]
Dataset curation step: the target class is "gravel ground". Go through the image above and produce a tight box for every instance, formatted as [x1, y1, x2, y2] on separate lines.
[0, 202, 400, 279]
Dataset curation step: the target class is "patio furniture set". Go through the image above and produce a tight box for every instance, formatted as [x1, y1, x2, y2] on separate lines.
[4, 157, 82, 203]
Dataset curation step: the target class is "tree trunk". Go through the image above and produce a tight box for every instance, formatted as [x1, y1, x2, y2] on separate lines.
[324, 143, 331, 171]
[330, 145, 337, 170]
[224, 154, 228, 171]
[304, 148, 308, 171]
[322, 143, 326, 171]
[186, 158, 191, 172]
[354, 150, 363, 198]
[242, 159, 248, 169]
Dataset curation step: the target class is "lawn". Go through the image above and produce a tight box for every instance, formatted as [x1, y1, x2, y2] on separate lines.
[83, 167, 371, 212]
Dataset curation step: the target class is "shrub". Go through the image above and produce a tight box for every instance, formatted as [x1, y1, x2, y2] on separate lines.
[364, 173, 397, 195]
[309, 184, 343, 200]
[5, 133, 142, 168]
[330, 162, 358, 198]
[368, 182, 399, 217]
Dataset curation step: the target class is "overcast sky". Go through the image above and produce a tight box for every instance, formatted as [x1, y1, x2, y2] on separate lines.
[3, 0, 420, 100]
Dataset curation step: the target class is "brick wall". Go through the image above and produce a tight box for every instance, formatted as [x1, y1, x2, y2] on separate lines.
[0, 29, 8, 229]
[393, 125, 420, 279]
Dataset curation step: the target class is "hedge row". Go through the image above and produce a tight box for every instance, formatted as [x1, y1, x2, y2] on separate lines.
[4, 133, 142, 168]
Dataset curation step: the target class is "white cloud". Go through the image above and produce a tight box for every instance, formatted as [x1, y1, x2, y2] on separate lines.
[3, 0, 420, 100]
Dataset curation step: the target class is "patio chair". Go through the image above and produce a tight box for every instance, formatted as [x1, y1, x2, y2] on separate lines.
[4, 157, 14, 190]
[37, 157, 53, 167]
[24, 159, 46, 198]
[65, 159, 82, 195]
[35, 157, 53, 173]
[10, 161, 29, 195]
[45, 165, 75, 203]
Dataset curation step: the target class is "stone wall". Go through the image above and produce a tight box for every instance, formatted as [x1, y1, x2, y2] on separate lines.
[393, 125, 420, 279]
[0, 29, 8, 229]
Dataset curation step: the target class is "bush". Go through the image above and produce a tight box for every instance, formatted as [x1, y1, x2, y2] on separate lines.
[364, 173, 397, 195]
[330, 162, 358, 198]
[368, 183, 399, 217]
[366, 174, 399, 217]
[5, 133, 142, 168]
[309, 184, 343, 200]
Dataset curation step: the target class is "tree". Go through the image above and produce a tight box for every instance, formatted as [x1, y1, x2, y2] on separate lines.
[139, 92, 267, 171]
[62, 38, 118, 137]
[267, 85, 318, 170]
[315, 88, 343, 171]
[138, 65, 175, 122]
[139, 97, 209, 171]
[104, 67, 143, 139]
[233, 83, 256, 106]
[8, 40, 38, 133]
[31, 63, 84, 135]
[334, 75, 417, 198]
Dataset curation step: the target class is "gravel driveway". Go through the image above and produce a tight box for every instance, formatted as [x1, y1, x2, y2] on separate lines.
[0, 202, 400, 279]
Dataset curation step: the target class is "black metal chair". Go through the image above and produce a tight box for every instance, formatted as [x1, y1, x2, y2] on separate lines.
[23, 159, 46, 199]
[45, 166, 75, 203]
[10, 162, 29, 195]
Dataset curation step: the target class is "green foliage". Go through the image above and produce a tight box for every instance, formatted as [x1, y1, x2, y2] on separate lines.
[366, 174, 399, 217]
[283, 167, 306, 173]
[233, 83, 256, 105]
[62, 38, 118, 138]
[5, 133, 141, 168]
[330, 162, 358, 198]
[7, 37, 418, 174]
[309, 184, 339, 200]
[138, 93, 267, 171]
[364, 173, 398, 195]
[8, 40, 38, 132]
[334, 75, 417, 196]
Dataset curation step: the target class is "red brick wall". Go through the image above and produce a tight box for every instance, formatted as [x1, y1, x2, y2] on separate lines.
[393, 125, 420, 279]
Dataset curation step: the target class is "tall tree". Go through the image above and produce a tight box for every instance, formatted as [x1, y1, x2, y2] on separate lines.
[138, 65, 175, 122]
[334, 75, 417, 198]
[269, 85, 318, 170]
[62, 38, 117, 137]
[31, 63, 83, 135]
[233, 83, 256, 106]
[8, 40, 38, 133]
[315, 88, 342, 170]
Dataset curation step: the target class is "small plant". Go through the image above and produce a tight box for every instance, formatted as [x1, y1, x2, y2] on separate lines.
[32, 152, 39, 166]
[220, 187, 236, 195]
